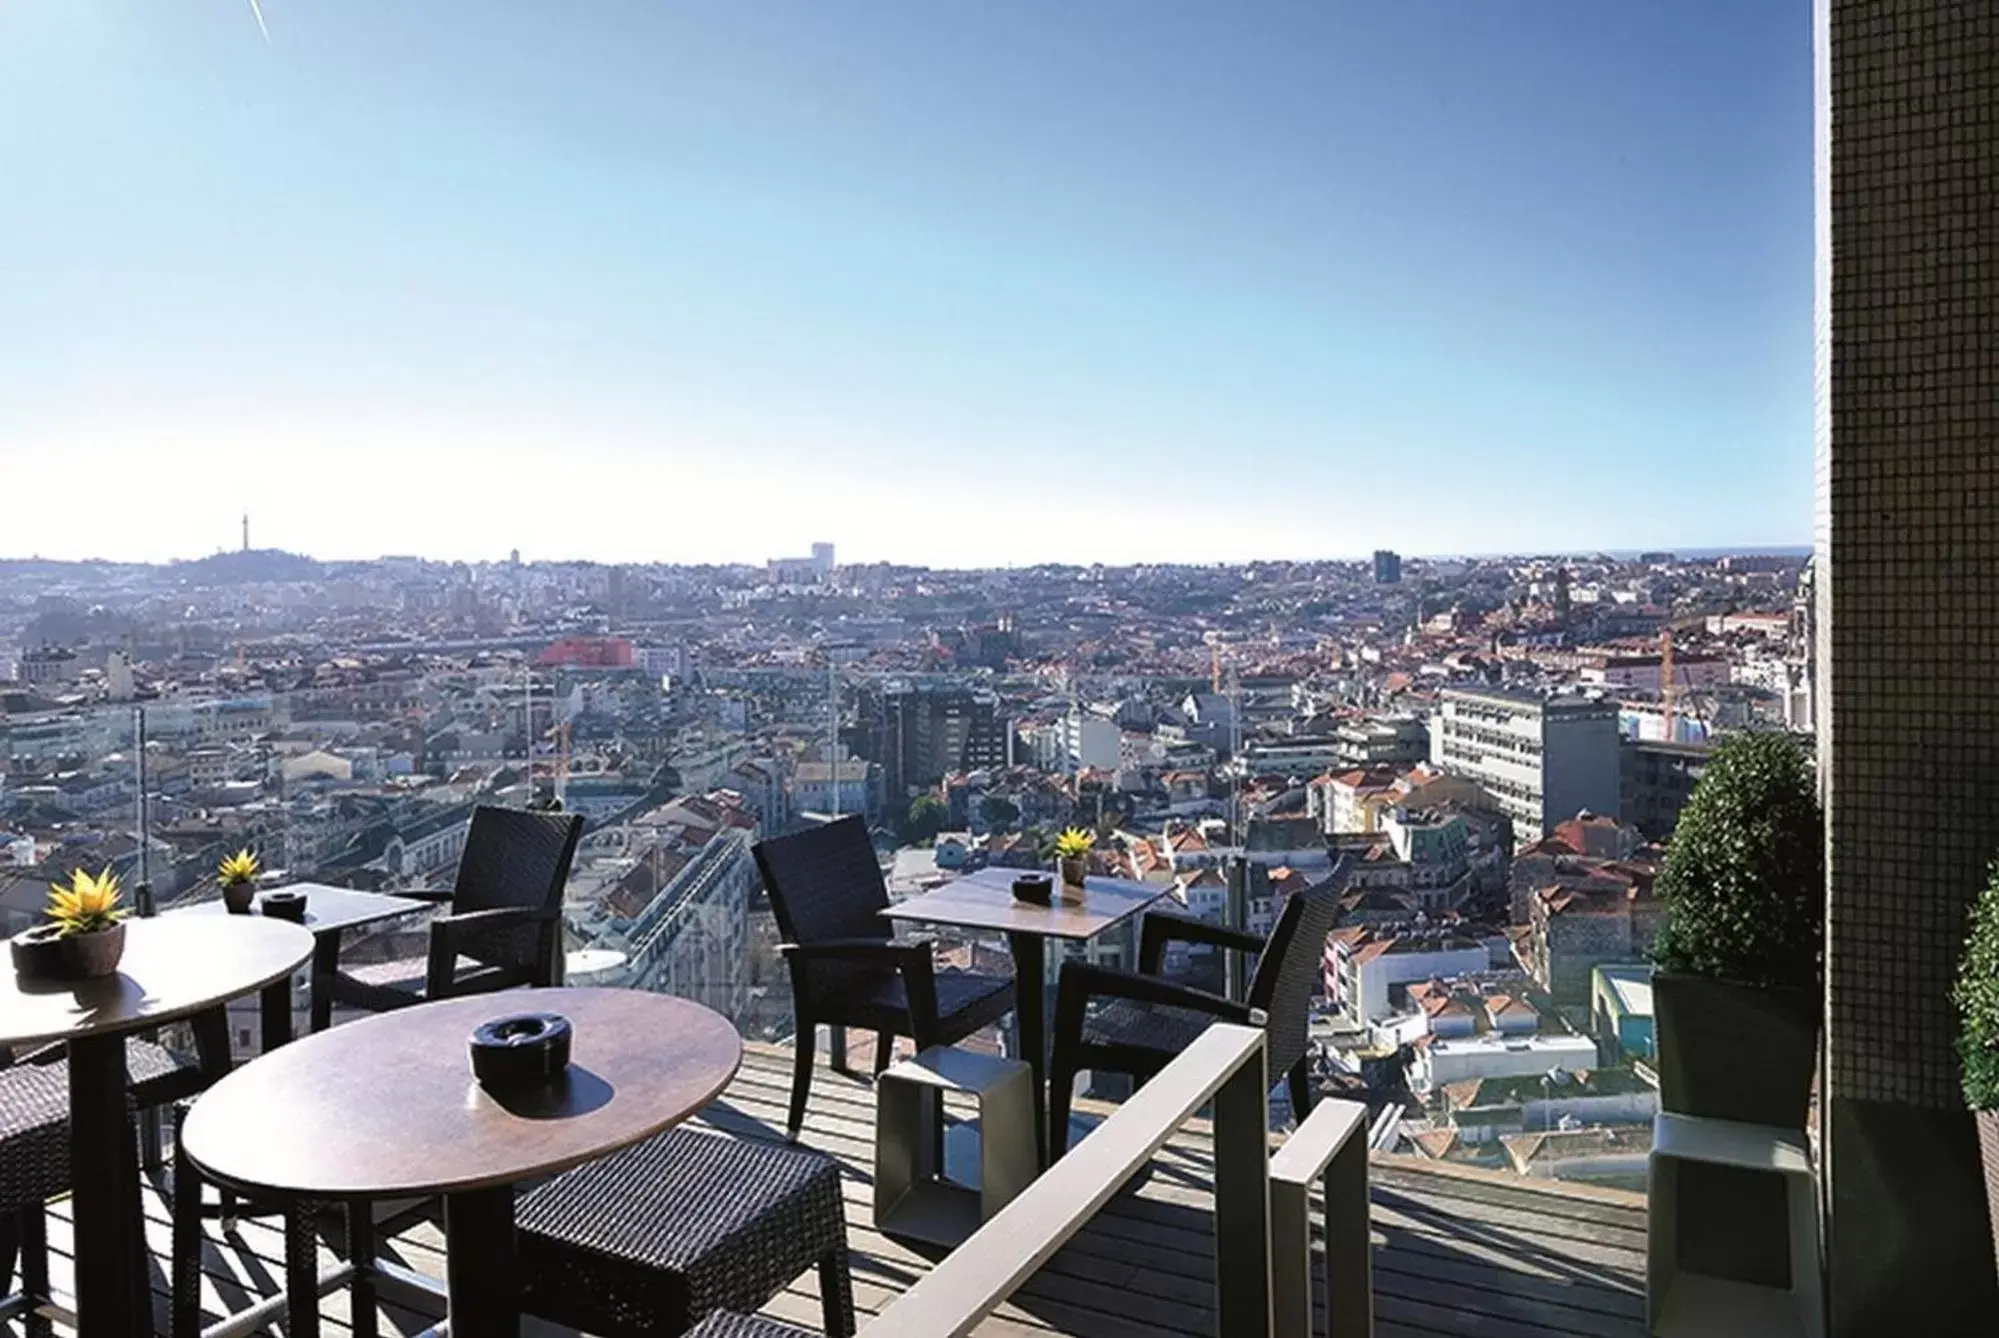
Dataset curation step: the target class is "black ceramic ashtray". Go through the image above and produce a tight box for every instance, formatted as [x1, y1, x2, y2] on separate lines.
[1012, 874, 1054, 905]
[260, 890, 308, 923]
[470, 1012, 573, 1090]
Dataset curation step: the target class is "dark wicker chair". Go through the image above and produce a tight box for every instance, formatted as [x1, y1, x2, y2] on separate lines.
[1048, 878, 1342, 1159]
[685, 1314, 821, 1338]
[320, 806, 582, 1024]
[518, 1126, 854, 1338]
[0, 1061, 73, 1333]
[752, 816, 1014, 1140]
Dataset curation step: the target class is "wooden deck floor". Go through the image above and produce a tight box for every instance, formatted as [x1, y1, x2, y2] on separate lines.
[18, 1044, 1649, 1337]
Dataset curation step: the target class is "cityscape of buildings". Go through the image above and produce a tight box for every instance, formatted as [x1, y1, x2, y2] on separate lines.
[0, 538, 1814, 1188]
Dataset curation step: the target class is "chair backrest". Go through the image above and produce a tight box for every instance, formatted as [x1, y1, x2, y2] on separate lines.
[753, 814, 892, 946]
[452, 806, 584, 915]
[1246, 879, 1344, 1076]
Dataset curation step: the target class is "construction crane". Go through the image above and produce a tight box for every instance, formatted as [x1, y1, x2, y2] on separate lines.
[1659, 612, 1712, 742]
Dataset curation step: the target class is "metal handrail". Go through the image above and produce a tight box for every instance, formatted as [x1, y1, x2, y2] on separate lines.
[869, 1022, 1273, 1337]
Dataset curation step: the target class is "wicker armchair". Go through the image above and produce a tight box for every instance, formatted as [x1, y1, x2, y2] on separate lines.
[0, 1060, 84, 1333]
[1047, 878, 1342, 1159]
[752, 817, 1014, 1140]
[518, 1126, 854, 1338]
[319, 806, 582, 1025]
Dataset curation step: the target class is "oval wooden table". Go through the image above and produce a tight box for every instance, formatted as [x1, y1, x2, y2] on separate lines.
[181, 987, 743, 1335]
[0, 913, 315, 1338]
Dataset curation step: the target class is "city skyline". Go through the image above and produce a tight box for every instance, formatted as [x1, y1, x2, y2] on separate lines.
[3, 2, 1811, 566]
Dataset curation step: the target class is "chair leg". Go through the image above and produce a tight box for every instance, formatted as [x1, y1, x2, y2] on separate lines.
[818, 1248, 856, 1338]
[285, 1205, 320, 1338]
[141, 1105, 166, 1174]
[788, 1019, 817, 1142]
[171, 1109, 203, 1338]
[348, 1201, 379, 1338]
[1287, 1057, 1314, 1126]
[0, 1208, 17, 1297]
[18, 1207, 50, 1338]
[873, 1030, 894, 1076]
[1047, 1053, 1079, 1163]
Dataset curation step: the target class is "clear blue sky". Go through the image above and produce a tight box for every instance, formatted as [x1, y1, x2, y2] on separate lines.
[1, 1, 1811, 567]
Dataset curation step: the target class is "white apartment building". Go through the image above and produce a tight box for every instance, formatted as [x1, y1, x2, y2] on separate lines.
[1431, 688, 1621, 845]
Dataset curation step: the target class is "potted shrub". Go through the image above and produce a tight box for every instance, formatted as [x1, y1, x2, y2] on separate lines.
[10, 867, 130, 980]
[1952, 859, 1999, 1273]
[1649, 729, 1824, 1128]
[1054, 827, 1094, 891]
[218, 848, 261, 914]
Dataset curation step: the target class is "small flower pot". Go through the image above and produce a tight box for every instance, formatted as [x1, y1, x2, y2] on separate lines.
[1059, 857, 1088, 891]
[222, 881, 257, 915]
[10, 921, 127, 981]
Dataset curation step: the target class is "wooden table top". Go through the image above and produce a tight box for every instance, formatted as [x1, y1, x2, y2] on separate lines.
[171, 884, 428, 937]
[181, 987, 743, 1200]
[0, 915, 314, 1049]
[883, 867, 1167, 941]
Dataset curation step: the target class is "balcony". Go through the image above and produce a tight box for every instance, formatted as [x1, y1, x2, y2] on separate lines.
[26, 1043, 1645, 1337]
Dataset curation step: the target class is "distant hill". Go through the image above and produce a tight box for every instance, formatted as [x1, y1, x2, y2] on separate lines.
[168, 549, 323, 585]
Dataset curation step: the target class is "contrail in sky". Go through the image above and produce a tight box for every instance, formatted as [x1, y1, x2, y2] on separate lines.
[247, 0, 270, 42]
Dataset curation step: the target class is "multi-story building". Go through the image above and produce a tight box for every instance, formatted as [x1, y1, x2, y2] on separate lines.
[1619, 738, 1709, 842]
[1333, 715, 1430, 768]
[1373, 550, 1402, 585]
[1431, 687, 1621, 845]
[854, 686, 1009, 798]
[789, 759, 882, 821]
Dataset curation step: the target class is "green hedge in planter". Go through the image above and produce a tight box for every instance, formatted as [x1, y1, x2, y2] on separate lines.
[1954, 861, 1999, 1110]
[1650, 730, 1824, 991]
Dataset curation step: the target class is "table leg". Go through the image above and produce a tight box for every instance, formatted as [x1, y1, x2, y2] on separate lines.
[69, 1031, 143, 1338]
[443, 1185, 517, 1335]
[1005, 930, 1048, 1168]
[310, 931, 341, 1034]
[262, 975, 295, 1054]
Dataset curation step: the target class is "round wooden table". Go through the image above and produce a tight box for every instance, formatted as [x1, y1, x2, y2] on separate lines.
[181, 987, 743, 1335]
[0, 914, 314, 1338]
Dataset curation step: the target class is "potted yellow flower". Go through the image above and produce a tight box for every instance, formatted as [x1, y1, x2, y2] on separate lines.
[218, 848, 261, 915]
[10, 867, 130, 980]
[1055, 827, 1094, 891]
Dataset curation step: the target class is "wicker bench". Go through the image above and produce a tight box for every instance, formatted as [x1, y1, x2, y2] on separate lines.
[518, 1125, 854, 1337]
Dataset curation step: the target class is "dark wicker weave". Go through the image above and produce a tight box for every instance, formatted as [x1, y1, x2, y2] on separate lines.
[684, 1312, 822, 1338]
[323, 806, 582, 1019]
[1048, 878, 1343, 1158]
[518, 1125, 854, 1338]
[0, 1061, 78, 1323]
[753, 816, 1014, 1139]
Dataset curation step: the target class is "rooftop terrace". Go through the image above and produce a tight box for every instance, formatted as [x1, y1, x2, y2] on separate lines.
[29, 1045, 1648, 1337]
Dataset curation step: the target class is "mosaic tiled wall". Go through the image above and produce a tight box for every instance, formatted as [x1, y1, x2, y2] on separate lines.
[1821, 0, 1999, 1111]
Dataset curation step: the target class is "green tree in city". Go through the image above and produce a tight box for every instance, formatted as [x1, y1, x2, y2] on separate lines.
[905, 794, 948, 844]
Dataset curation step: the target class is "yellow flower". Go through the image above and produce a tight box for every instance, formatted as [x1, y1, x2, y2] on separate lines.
[1054, 827, 1095, 859]
[218, 848, 261, 887]
[47, 866, 126, 936]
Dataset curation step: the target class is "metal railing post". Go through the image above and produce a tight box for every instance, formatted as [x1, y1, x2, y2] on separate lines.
[1213, 1030, 1273, 1337]
[1226, 855, 1250, 1001]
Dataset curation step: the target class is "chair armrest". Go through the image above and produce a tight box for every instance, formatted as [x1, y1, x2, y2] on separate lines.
[780, 937, 930, 966]
[427, 905, 558, 994]
[399, 887, 455, 904]
[1139, 911, 1268, 975]
[1057, 961, 1263, 1027]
